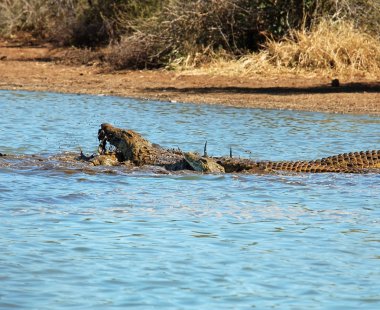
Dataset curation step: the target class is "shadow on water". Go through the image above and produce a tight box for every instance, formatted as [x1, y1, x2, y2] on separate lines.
[144, 82, 380, 96]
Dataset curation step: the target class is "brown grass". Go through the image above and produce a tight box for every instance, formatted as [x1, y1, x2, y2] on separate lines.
[266, 20, 380, 74]
[105, 32, 171, 69]
[178, 20, 380, 79]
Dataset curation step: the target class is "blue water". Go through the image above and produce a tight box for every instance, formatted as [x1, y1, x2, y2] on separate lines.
[0, 90, 379, 309]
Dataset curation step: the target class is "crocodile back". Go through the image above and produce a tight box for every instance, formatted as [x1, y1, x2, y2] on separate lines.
[264, 150, 380, 173]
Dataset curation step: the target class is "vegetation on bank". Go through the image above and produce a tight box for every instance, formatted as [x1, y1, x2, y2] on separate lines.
[0, 0, 379, 76]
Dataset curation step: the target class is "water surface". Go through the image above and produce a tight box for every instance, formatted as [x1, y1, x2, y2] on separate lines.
[0, 90, 379, 309]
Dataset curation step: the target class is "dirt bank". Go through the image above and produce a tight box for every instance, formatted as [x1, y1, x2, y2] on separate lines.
[0, 40, 379, 115]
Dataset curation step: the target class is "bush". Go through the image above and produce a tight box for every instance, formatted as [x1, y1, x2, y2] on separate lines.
[1, 0, 379, 74]
[66, 0, 165, 47]
[0, 0, 166, 46]
[106, 0, 307, 69]
[182, 18, 380, 78]
[134, 0, 316, 55]
[264, 20, 380, 73]
[0, 0, 52, 36]
[106, 32, 170, 69]
[310, 0, 380, 37]
[0, 0, 87, 44]
[106, 0, 380, 70]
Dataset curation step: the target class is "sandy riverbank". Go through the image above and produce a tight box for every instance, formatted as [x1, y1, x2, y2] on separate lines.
[0, 41, 379, 115]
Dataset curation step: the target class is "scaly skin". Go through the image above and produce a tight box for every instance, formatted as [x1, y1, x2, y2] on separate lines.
[184, 152, 225, 173]
[97, 124, 380, 174]
[217, 150, 380, 173]
[1, 123, 379, 174]
[98, 123, 190, 170]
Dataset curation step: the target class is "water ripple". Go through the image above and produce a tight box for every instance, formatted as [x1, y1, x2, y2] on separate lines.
[0, 90, 379, 309]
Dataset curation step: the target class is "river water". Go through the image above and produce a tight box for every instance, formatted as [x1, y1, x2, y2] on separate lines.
[0, 90, 379, 309]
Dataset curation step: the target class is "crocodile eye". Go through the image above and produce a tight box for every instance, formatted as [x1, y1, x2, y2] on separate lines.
[98, 129, 106, 140]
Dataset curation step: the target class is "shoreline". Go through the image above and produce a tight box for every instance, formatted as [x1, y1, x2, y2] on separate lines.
[0, 43, 379, 115]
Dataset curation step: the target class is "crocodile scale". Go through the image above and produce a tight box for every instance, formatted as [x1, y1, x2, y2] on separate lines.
[98, 124, 380, 173]
[218, 150, 380, 173]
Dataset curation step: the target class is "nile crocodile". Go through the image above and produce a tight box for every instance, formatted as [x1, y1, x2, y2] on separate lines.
[0, 124, 378, 174]
[97, 123, 380, 174]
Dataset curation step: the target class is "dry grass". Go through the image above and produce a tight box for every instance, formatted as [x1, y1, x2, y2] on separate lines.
[105, 32, 171, 69]
[178, 20, 380, 79]
[56, 47, 105, 66]
[266, 20, 380, 74]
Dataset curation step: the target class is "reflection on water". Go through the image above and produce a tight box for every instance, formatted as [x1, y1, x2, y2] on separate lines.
[0, 90, 380, 309]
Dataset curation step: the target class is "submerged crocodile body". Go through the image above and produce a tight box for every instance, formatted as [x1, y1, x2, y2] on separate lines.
[97, 123, 380, 174]
[0, 123, 379, 174]
[213, 150, 380, 173]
